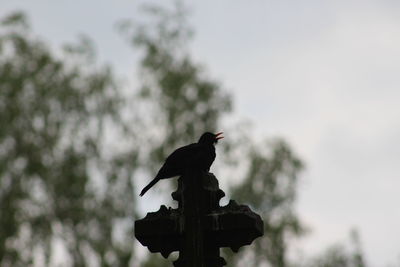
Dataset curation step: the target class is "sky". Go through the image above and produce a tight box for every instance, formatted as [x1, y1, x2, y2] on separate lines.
[1, 0, 400, 266]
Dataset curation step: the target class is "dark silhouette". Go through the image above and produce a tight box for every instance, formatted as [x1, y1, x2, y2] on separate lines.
[139, 132, 224, 196]
[135, 170, 264, 266]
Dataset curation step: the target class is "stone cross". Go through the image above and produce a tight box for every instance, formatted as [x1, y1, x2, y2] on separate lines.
[135, 170, 264, 266]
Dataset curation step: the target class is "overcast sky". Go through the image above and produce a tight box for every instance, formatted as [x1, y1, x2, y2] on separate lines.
[2, 0, 400, 266]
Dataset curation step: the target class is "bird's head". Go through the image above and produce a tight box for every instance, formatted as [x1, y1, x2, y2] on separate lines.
[198, 132, 224, 145]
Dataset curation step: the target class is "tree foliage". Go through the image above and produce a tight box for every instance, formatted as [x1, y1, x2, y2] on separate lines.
[119, 2, 231, 168]
[224, 139, 304, 267]
[0, 12, 136, 266]
[306, 230, 367, 267]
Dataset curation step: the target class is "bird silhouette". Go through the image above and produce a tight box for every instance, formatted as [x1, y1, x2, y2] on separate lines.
[139, 132, 224, 197]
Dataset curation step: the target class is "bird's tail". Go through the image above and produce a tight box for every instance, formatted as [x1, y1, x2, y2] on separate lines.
[139, 177, 160, 197]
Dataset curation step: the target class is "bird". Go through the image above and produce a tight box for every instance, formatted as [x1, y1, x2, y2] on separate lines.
[139, 132, 224, 197]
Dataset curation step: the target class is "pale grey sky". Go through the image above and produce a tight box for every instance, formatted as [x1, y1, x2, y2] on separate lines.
[2, 0, 399, 266]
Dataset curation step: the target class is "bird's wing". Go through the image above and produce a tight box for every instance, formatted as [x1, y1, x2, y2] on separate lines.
[156, 143, 200, 179]
[166, 143, 215, 170]
[164, 143, 200, 164]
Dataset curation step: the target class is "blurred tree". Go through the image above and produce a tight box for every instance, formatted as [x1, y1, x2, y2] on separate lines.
[0, 12, 137, 266]
[119, 1, 232, 169]
[305, 230, 367, 267]
[224, 139, 305, 267]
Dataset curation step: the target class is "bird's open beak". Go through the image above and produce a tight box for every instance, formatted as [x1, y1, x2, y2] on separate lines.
[215, 132, 224, 140]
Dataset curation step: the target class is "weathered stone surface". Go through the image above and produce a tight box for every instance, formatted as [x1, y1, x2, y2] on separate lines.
[205, 200, 264, 252]
[135, 205, 181, 258]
